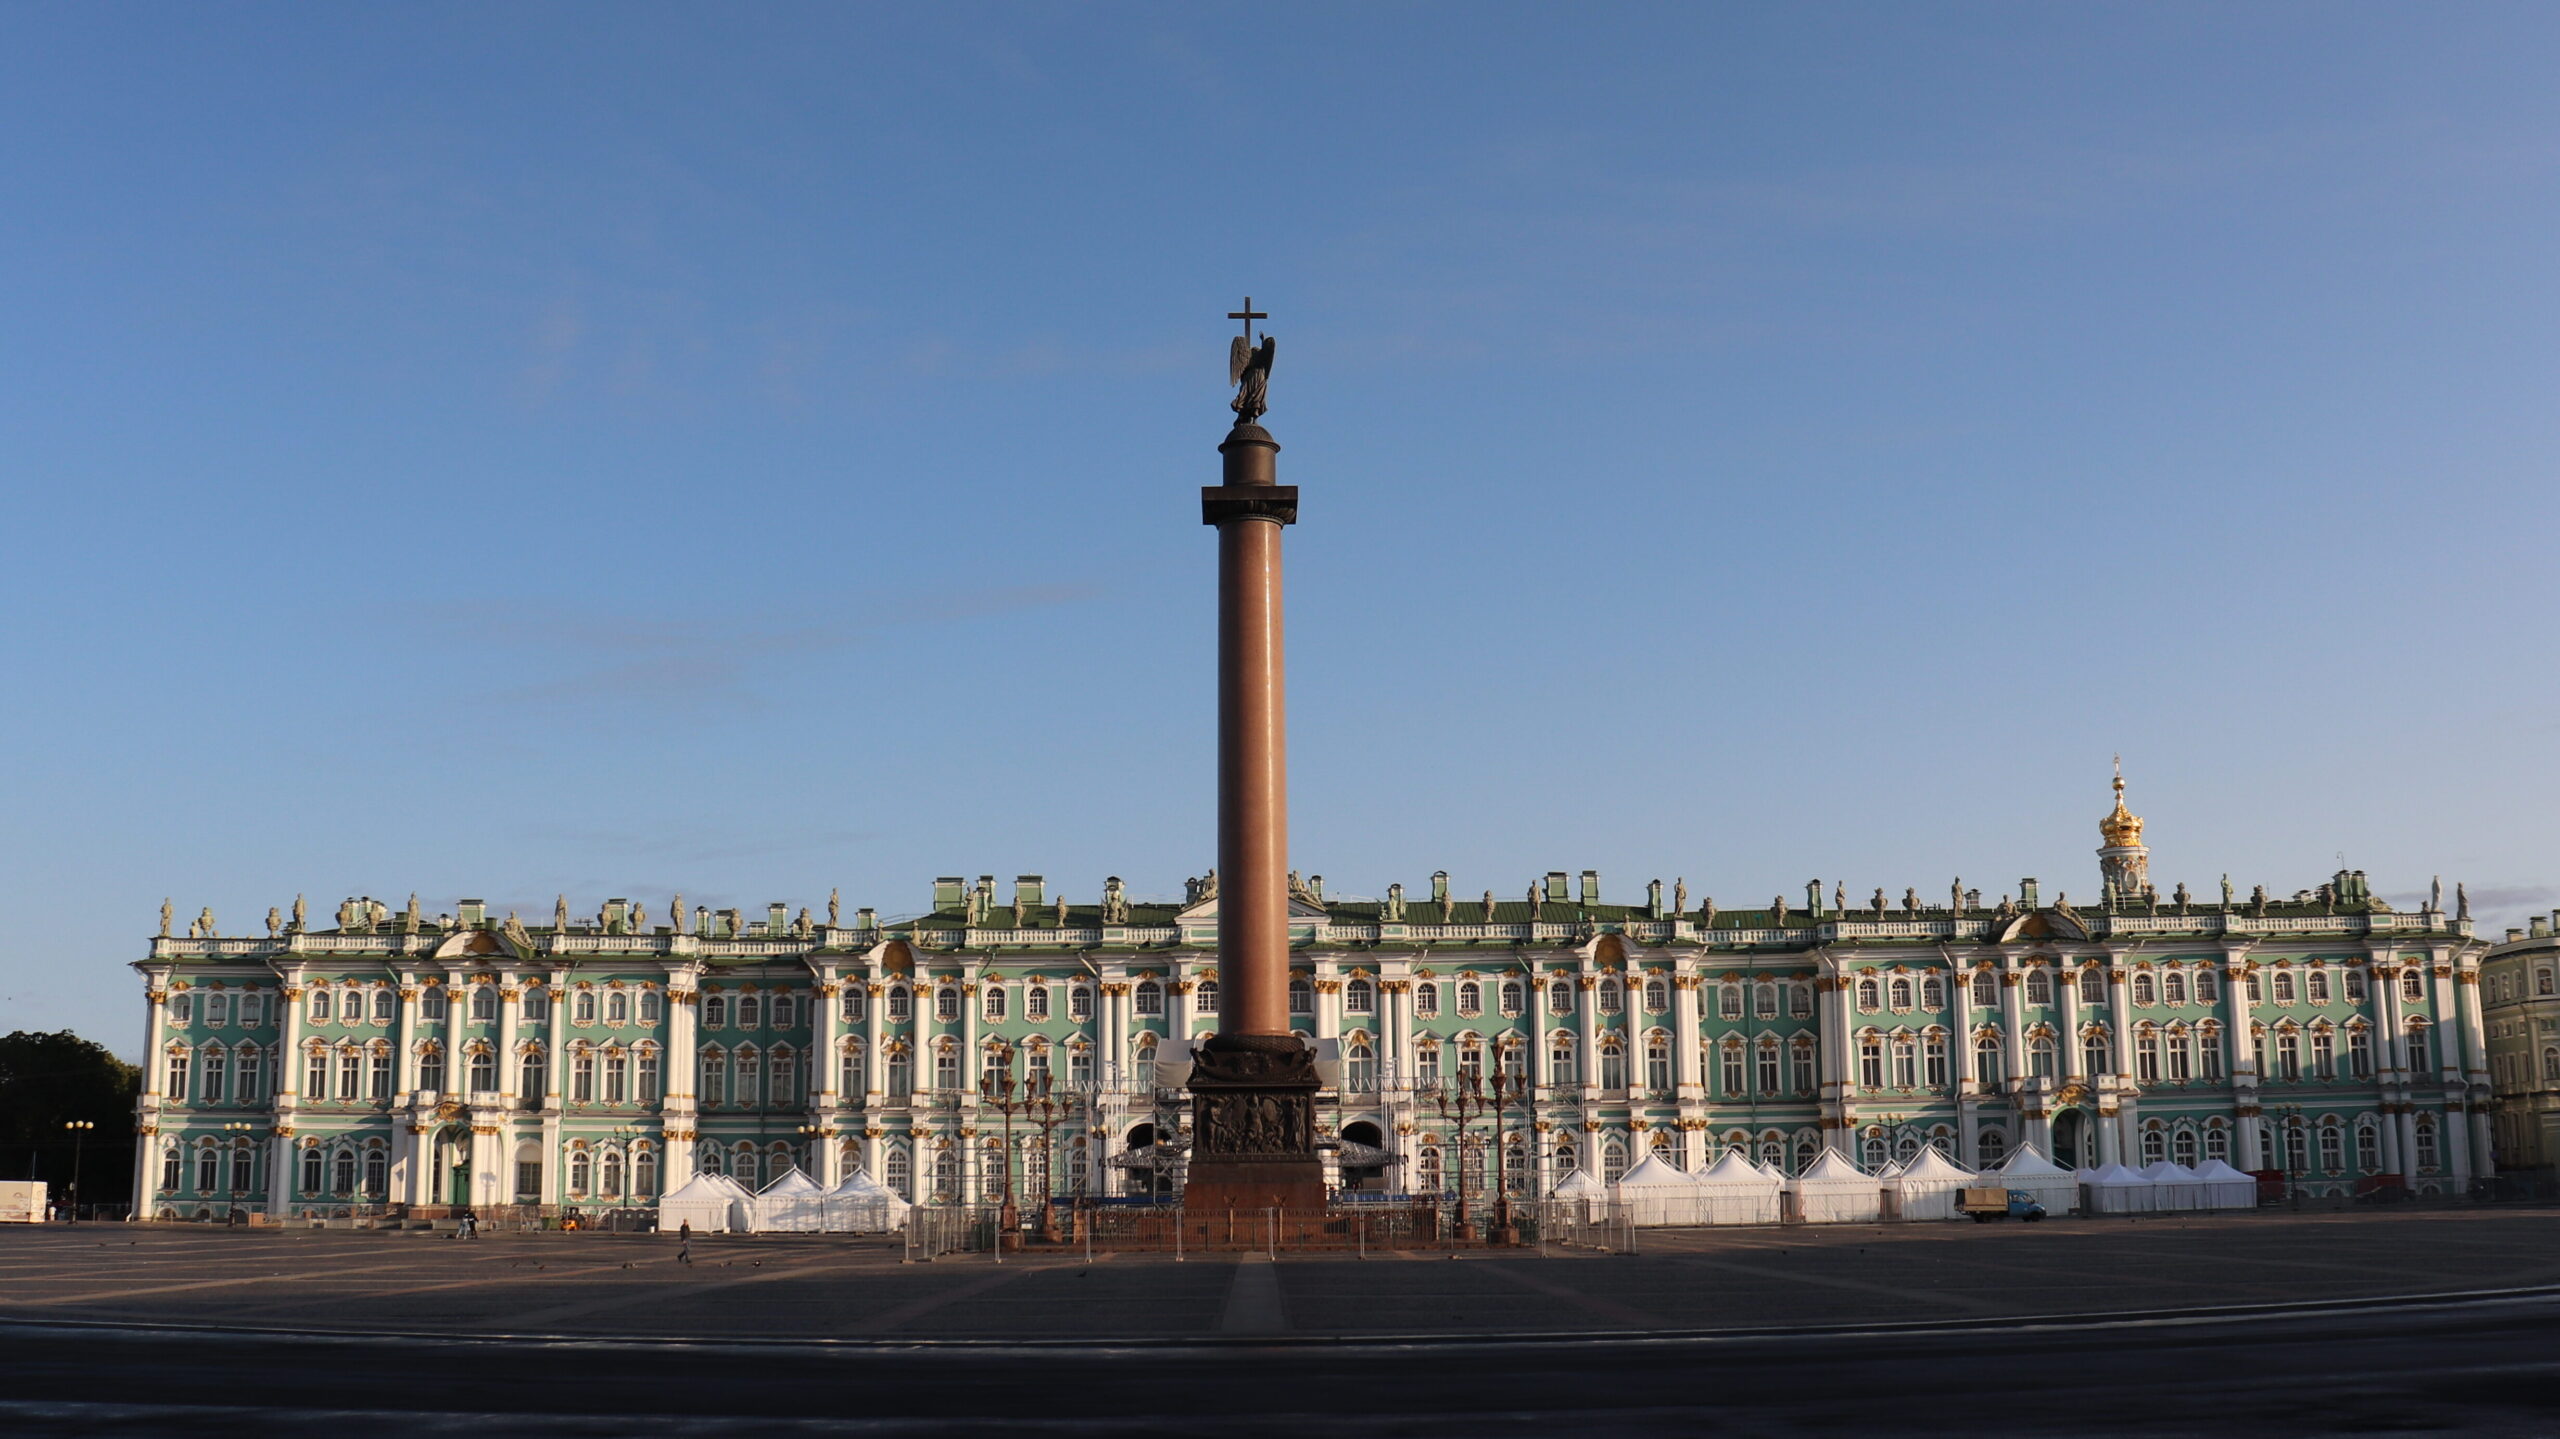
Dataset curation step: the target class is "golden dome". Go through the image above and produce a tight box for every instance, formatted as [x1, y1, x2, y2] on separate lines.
[2100, 760, 2144, 848]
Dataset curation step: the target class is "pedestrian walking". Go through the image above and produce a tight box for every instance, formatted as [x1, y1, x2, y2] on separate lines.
[678, 1219, 693, 1265]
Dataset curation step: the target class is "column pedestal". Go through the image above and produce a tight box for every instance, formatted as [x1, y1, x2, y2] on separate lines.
[1183, 1033, 1325, 1211]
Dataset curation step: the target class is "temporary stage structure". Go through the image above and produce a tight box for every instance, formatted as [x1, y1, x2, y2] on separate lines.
[1691, 1148, 1784, 1225]
[820, 1168, 911, 1233]
[2192, 1158, 2261, 1210]
[2138, 1159, 2208, 1211]
[657, 1172, 746, 1233]
[1985, 1143, 2079, 1215]
[1788, 1149, 1881, 1224]
[1881, 1145, 1977, 1221]
[751, 1167, 826, 1232]
[2081, 1162, 2158, 1215]
[1612, 1153, 1711, 1227]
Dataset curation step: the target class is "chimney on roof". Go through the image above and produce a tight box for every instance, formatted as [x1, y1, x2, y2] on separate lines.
[1545, 872, 1568, 903]
[933, 877, 965, 913]
[1580, 871, 1600, 906]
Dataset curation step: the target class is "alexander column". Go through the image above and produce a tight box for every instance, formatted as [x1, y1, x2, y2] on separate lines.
[1184, 300, 1326, 1211]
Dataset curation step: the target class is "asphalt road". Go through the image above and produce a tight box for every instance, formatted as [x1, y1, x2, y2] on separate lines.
[7, 1289, 2560, 1436]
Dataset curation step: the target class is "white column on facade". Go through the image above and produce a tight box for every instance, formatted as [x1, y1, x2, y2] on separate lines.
[544, 968, 570, 1206]
[277, 973, 306, 1102]
[2223, 949, 2262, 1170]
[395, 979, 420, 1095]
[865, 978, 886, 1098]
[2457, 958, 2495, 1178]
[1527, 968, 1550, 1089]
[2059, 965, 2085, 1082]
[814, 968, 841, 1108]
[1575, 971, 1599, 1097]
[2373, 955, 2405, 1080]
[1998, 961, 2025, 1086]
[961, 963, 982, 1095]
[664, 973, 699, 1187]
[135, 978, 170, 1218]
[498, 982, 521, 1103]
[1673, 973, 1702, 1099]
[2105, 957, 2133, 1078]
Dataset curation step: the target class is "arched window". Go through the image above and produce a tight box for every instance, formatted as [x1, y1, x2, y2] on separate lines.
[2356, 1119, 2382, 1172]
[2083, 1028, 2111, 1078]
[2317, 1121, 2344, 1173]
[933, 1040, 961, 1091]
[1547, 979, 1575, 1015]
[1597, 978, 1624, 1015]
[2172, 1127, 2199, 1167]
[640, 989, 663, 1024]
[1855, 977, 1880, 1011]
[1345, 1039, 1375, 1091]
[471, 986, 497, 1023]
[983, 984, 1007, 1022]
[1500, 979, 1526, 1015]
[2308, 968, 2333, 1004]
[1194, 980, 1219, 1016]
[2406, 1019, 2433, 1073]
[307, 988, 331, 1024]
[1597, 1038, 1627, 1091]
[574, 988, 598, 1024]
[887, 986, 913, 1022]
[604, 990, 629, 1024]
[601, 1147, 626, 1200]
[2132, 972, 2157, 1006]
[2136, 1028, 2161, 1083]
[2163, 969, 2188, 1005]
[2024, 970, 2053, 1007]
[194, 1142, 220, 1194]
[2272, 970, 2297, 1004]
[1970, 971, 1997, 1008]
[370, 989, 394, 1024]
[1135, 980, 1166, 1017]
[2541, 969, 2557, 997]
[1022, 983, 1047, 1022]
[931, 1145, 960, 1201]
[2029, 1033, 2057, 1079]
[2197, 968, 2222, 1003]
[363, 1146, 388, 1198]
[884, 1146, 912, 1200]
[2079, 969, 2106, 1005]
[2140, 1125, 2166, 1165]
[1465, 980, 1490, 1016]
[468, 1047, 497, 1094]
[886, 1048, 913, 1098]
[932, 987, 959, 1023]
[741, 994, 765, 1029]
[417, 1044, 445, 1094]
[1924, 1030, 1949, 1088]
[1976, 1128, 2008, 1167]
[2401, 970, 2425, 1003]
[2204, 1121, 2231, 1164]
[1549, 1033, 1579, 1085]
[1921, 976, 1946, 1009]
[1640, 976, 1667, 1013]
[421, 988, 449, 1022]
[1288, 977, 1312, 1013]
[568, 1146, 592, 1196]
[298, 1145, 322, 1195]
[1887, 978, 1912, 1010]
[1975, 1033, 2004, 1083]
[1861, 1131, 1889, 1171]
[1601, 1134, 1630, 1183]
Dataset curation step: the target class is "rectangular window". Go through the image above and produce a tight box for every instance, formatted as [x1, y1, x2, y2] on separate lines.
[1859, 1041, 1884, 1088]
[1720, 1048, 1745, 1096]
[771, 1053, 796, 1106]
[2312, 1029, 2336, 1079]
[737, 1051, 763, 1105]
[304, 1051, 327, 1098]
[2202, 1035, 2224, 1080]
[604, 1053, 628, 1105]
[841, 988, 865, 1023]
[238, 1051, 264, 1101]
[638, 1053, 661, 1104]
[1924, 1036, 1948, 1089]
[164, 1050, 191, 1101]
[200, 1049, 228, 1104]
[338, 1050, 361, 1099]
[573, 1052, 596, 1104]
[2137, 1034, 2160, 1083]
[1790, 1046, 1814, 1095]
[2167, 1036, 2192, 1082]
[1892, 1043, 1917, 1089]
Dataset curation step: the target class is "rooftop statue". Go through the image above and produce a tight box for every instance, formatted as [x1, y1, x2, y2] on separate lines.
[266, 907, 281, 937]
[401, 894, 420, 934]
[160, 898, 172, 938]
[1481, 889, 1496, 921]
[1673, 879, 1688, 916]
[502, 911, 533, 951]
[1383, 882, 1406, 922]
[292, 894, 307, 931]
[194, 906, 215, 938]
[555, 895, 570, 932]
[829, 888, 841, 927]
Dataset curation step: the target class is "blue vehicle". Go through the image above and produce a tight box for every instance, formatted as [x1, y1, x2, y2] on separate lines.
[1960, 1186, 2047, 1222]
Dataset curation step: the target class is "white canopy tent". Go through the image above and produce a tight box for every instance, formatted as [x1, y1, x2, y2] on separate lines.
[657, 1172, 746, 1233]
[2138, 1160, 2208, 1211]
[1788, 1149, 1881, 1224]
[750, 1167, 826, 1233]
[2193, 1158, 2261, 1210]
[1986, 1143, 2079, 1215]
[1612, 1154, 1711, 1227]
[1881, 1145, 1977, 1221]
[820, 1168, 911, 1233]
[1692, 1148, 1785, 1225]
[2082, 1162, 2158, 1215]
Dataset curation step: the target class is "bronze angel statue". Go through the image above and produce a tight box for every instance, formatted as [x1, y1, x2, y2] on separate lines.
[1229, 330, 1275, 425]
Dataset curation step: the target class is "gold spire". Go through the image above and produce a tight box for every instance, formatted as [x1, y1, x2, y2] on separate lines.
[2100, 755, 2144, 848]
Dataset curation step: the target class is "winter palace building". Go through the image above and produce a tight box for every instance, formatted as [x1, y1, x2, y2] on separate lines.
[133, 777, 2496, 1219]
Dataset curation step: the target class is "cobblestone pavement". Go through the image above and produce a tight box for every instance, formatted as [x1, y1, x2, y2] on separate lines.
[3, 1204, 2557, 1339]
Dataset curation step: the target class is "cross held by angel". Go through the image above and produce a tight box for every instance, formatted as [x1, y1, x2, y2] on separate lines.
[1227, 297, 1275, 426]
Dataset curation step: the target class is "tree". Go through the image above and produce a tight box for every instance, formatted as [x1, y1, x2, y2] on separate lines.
[0, 1031, 140, 1207]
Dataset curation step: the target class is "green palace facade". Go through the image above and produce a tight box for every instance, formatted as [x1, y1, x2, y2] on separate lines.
[132, 777, 2495, 1220]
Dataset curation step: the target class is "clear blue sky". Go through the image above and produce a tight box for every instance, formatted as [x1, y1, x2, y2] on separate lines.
[8, 5, 2560, 1056]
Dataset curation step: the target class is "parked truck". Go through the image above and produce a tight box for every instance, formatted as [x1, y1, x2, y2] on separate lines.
[1959, 1186, 2046, 1222]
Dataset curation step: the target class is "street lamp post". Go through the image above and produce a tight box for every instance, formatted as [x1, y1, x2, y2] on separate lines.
[1485, 1072, 1532, 1243]
[61, 1121, 94, 1221]
[1429, 1070, 1495, 1236]
[218, 1122, 259, 1226]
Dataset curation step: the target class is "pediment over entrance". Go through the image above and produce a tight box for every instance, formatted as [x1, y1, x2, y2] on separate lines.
[1992, 908, 2090, 944]
[1175, 894, 1331, 923]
